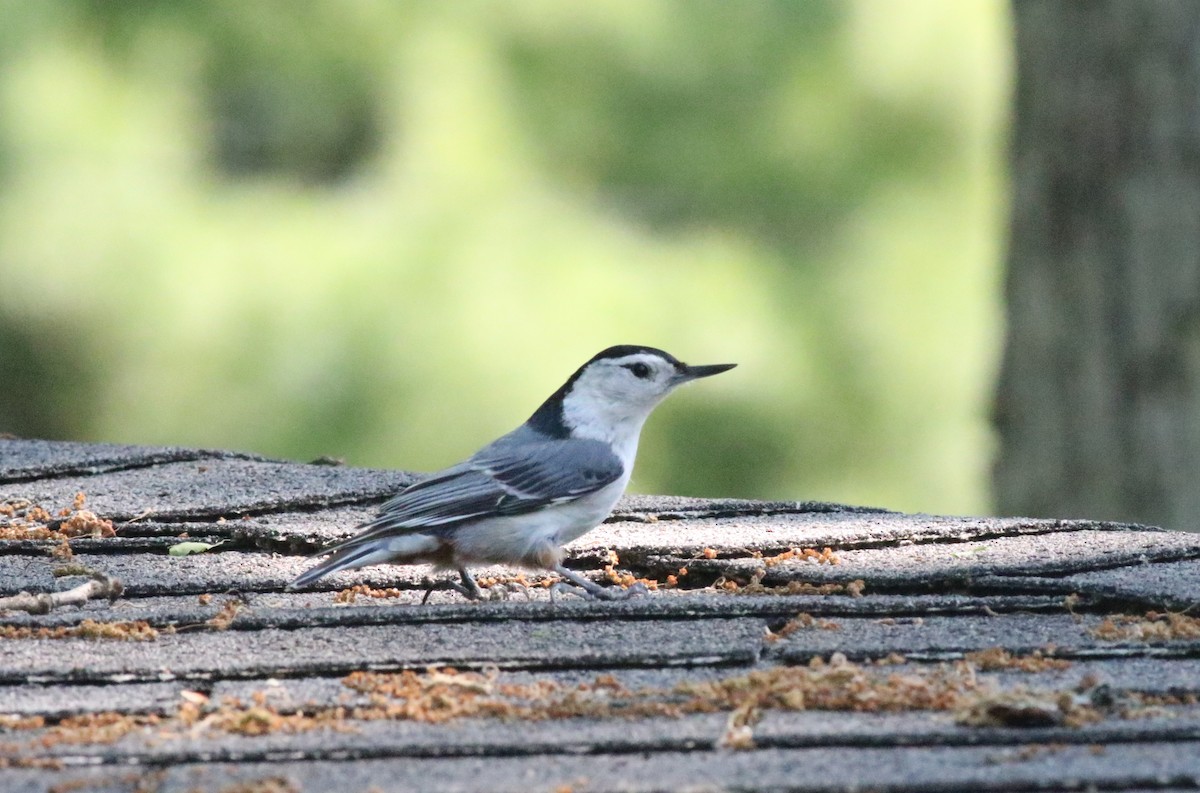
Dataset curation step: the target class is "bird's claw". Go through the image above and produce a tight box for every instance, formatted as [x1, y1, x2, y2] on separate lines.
[592, 581, 649, 600]
[549, 580, 649, 602]
[509, 581, 535, 601]
[549, 581, 586, 603]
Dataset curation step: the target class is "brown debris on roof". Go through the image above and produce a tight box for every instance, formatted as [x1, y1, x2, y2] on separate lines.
[963, 648, 1073, 673]
[0, 619, 159, 642]
[1090, 611, 1200, 642]
[0, 493, 115, 543]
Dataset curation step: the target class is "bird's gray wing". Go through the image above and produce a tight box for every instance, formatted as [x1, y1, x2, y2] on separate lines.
[341, 437, 623, 546]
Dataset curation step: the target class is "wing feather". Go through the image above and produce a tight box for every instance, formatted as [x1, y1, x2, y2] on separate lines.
[333, 437, 623, 550]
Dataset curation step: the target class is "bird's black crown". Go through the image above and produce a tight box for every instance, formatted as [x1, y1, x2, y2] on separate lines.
[584, 345, 683, 368]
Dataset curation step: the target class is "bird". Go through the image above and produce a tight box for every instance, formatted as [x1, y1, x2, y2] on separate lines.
[288, 345, 736, 601]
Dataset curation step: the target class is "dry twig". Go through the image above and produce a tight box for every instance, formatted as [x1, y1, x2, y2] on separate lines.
[0, 573, 124, 615]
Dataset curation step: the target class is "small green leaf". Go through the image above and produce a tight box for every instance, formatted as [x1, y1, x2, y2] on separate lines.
[168, 541, 221, 557]
[52, 563, 96, 577]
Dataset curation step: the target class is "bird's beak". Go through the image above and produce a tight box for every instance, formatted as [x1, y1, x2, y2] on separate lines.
[676, 362, 737, 383]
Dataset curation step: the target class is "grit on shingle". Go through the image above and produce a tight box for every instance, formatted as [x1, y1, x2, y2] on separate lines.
[2, 437, 1200, 792]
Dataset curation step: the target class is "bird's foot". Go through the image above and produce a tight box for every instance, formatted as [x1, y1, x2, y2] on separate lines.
[550, 566, 649, 602]
[456, 567, 483, 601]
[549, 581, 649, 602]
[420, 569, 484, 604]
[592, 580, 648, 600]
[549, 581, 586, 602]
[446, 581, 482, 600]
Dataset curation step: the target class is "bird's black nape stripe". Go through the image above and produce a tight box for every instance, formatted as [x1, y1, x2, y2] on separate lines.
[526, 385, 573, 438]
[526, 345, 683, 438]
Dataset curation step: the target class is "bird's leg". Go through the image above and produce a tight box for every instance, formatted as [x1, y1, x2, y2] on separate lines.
[448, 566, 483, 601]
[420, 568, 483, 603]
[551, 565, 647, 602]
[420, 577, 439, 605]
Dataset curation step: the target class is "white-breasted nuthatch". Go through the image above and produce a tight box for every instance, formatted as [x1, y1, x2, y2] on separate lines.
[288, 345, 735, 600]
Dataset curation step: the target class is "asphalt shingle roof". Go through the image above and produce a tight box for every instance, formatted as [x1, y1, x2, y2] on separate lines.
[2, 438, 1199, 792]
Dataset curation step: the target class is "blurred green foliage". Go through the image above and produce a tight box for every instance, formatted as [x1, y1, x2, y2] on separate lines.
[0, 0, 1009, 513]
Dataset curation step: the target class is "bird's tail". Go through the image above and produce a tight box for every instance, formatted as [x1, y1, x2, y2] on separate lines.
[287, 532, 442, 590]
[287, 543, 389, 590]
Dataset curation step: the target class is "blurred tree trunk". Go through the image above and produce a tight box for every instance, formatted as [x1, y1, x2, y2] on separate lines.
[995, 1, 1200, 530]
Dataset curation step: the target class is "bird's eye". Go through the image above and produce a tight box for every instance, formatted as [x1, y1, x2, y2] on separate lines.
[623, 362, 652, 379]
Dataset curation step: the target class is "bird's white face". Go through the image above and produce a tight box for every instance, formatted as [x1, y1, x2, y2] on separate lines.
[571, 352, 685, 415]
[560, 352, 684, 457]
[556, 347, 735, 457]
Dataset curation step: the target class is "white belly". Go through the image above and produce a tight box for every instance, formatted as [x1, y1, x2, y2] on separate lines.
[448, 474, 629, 568]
